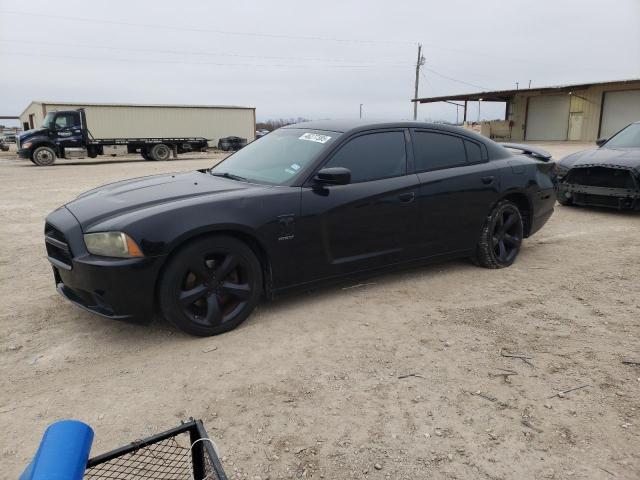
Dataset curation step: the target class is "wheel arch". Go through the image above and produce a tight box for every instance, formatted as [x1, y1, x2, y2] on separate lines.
[153, 227, 274, 312]
[31, 141, 60, 156]
[499, 191, 533, 237]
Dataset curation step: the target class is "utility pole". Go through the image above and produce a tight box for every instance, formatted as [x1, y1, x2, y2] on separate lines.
[413, 43, 425, 120]
[359, 104, 363, 119]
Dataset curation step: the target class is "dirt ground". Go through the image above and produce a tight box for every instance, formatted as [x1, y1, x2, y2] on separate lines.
[1, 142, 639, 480]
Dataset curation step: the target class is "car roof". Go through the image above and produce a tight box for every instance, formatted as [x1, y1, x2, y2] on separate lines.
[283, 120, 511, 158]
[283, 119, 471, 134]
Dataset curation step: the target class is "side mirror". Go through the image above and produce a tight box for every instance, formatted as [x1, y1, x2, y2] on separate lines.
[596, 138, 607, 147]
[314, 167, 351, 186]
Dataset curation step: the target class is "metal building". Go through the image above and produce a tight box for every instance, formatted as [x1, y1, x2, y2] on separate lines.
[19, 101, 256, 146]
[413, 78, 640, 142]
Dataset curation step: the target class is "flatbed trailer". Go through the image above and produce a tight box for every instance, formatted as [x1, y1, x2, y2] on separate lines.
[17, 109, 209, 166]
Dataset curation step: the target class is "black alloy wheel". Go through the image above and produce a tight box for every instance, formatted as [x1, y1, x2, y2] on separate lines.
[159, 236, 262, 336]
[474, 200, 524, 269]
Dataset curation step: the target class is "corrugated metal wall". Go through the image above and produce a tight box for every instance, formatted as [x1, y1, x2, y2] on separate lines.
[507, 80, 640, 141]
[20, 103, 255, 146]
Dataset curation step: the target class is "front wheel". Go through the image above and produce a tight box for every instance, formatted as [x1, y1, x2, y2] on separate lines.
[158, 235, 263, 336]
[31, 146, 56, 166]
[474, 200, 524, 269]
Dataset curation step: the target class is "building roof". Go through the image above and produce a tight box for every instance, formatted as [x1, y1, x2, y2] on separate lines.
[413, 78, 640, 104]
[20, 101, 254, 118]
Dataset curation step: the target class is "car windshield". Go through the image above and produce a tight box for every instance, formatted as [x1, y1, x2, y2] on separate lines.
[210, 128, 340, 185]
[42, 112, 55, 129]
[604, 123, 640, 148]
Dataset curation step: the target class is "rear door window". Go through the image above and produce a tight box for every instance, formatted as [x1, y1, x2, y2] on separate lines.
[413, 131, 467, 172]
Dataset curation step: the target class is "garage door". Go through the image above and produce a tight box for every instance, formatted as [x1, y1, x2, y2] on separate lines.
[600, 90, 640, 138]
[525, 95, 570, 141]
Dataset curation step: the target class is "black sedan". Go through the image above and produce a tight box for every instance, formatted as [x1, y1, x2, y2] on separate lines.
[44, 121, 556, 336]
[556, 121, 640, 210]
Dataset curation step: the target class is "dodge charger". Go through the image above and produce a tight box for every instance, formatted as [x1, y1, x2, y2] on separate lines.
[45, 121, 556, 336]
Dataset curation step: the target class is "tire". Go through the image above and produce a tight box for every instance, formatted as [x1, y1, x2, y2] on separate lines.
[158, 235, 263, 336]
[31, 146, 56, 166]
[141, 149, 153, 161]
[150, 143, 171, 161]
[474, 200, 524, 269]
[557, 194, 573, 206]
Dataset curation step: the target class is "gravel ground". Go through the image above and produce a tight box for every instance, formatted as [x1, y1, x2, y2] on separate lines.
[1, 143, 639, 479]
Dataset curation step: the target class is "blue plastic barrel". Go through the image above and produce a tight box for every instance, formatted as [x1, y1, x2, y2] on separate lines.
[21, 420, 94, 480]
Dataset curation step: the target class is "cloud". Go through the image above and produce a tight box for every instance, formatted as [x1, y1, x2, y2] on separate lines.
[1, 0, 638, 125]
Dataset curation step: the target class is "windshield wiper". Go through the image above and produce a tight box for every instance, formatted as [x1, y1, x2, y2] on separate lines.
[210, 171, 248, 182]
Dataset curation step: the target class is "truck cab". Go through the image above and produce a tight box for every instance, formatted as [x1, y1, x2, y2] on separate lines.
[18, 110, 89, 165]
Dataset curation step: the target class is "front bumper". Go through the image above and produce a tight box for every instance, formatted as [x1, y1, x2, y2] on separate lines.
[557, 183, 640, 210]
[18, 148, 31, 159]
[45, 206, 165, 320]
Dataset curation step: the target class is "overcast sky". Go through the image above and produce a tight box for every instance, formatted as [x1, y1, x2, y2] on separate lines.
[1, 0, 639, 126]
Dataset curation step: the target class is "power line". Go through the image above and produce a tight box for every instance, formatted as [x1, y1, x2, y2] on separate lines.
[0, 39, 412, 65]
[419, 71, 439, 97]
[2, 51, 413, 68]
[422, 67, 488, 90]
[0, 10, 416, 45]
[3, 10, 621, 72]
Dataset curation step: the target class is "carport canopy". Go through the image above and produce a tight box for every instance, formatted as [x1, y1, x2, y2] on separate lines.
[412, 79, 640, 124]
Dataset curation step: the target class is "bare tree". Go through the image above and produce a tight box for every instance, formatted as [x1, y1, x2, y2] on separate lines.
[256, 117, 310, 131]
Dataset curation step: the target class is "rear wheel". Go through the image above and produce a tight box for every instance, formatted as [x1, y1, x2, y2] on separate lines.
[474, 200, 524, 269]
[150, 143, 171, 161]
[158, 235, 263, 336]
[31, 146, 56, 166]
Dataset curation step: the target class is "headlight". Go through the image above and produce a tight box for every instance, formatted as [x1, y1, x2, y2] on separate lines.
[22, 141, 32, 149]
[83, 232, 144, 258]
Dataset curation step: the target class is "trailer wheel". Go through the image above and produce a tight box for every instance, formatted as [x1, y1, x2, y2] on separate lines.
[150, 144, 171, 161]
[32, 146, 56, 166]
[141, 149, 154, 161]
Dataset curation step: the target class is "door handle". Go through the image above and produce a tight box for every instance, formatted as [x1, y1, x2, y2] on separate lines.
[481, 175, 495, 185]
[398, 192, 415, 203]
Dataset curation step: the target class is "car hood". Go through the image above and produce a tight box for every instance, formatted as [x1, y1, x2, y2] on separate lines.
[560, 147, 640, 173]
[65, 170, 262, 229]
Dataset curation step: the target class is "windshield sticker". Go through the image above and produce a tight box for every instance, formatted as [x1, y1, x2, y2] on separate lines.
[299, 133, 331, 144]
[290, 163, 301, 171]
[284, 168, 296, 175]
